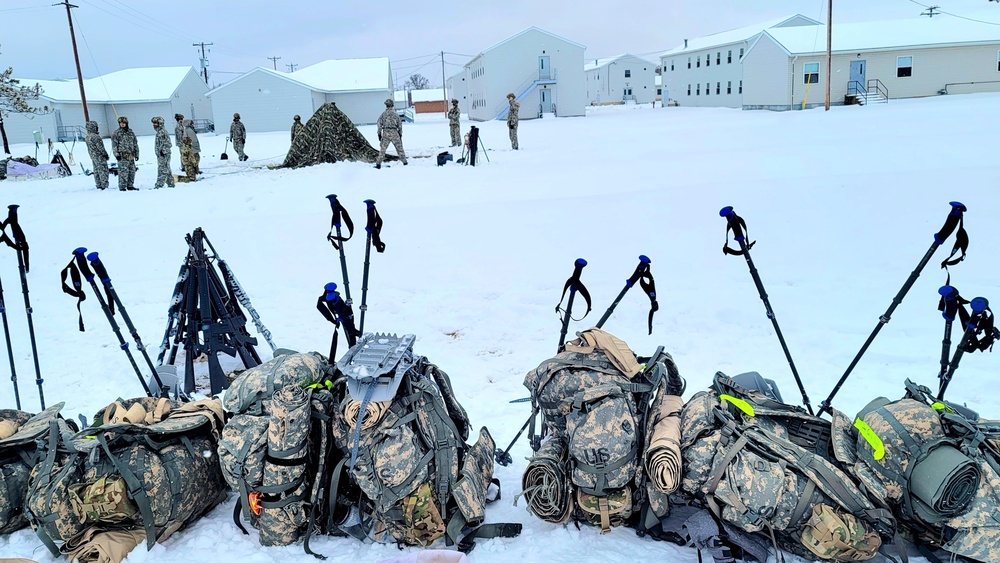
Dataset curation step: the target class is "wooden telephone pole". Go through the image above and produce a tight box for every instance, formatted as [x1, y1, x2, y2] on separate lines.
[825, 0, 832, 111]
[56, 0, 89, 122]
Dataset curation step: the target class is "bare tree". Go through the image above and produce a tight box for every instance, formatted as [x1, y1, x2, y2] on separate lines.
[0, 52, 49, 155]
[405, 73, 430, 90]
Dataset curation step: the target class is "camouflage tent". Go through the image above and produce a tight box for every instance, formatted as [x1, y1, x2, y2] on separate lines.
[281, 102, 397, 168]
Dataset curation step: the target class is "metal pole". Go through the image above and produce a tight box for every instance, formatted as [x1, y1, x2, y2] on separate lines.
[0, 273, 20, 409]
[441, 51, 448, 110]
[825, 0, 832, 111]
[58, 1, 89, 122]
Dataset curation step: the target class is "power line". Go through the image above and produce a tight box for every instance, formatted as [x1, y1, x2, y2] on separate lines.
[286, 63, 298, 72]
[267, 56, 281, 70]
[906, 0, 1000, 25]
[193, 41, 212, 84]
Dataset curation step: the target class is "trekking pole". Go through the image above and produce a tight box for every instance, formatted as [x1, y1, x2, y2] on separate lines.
[720, 206, 812, 415]
[358, 199, 386, 335]
[2, 205, 44, 409]
[70, 248, 154, 397]
[555, 258, 591, 352]
[325, 194, 355, 305]
[937, 285, 970, 385]
[477, 135, 490, 163]
[595, 255, 658, 334]
[87, 252, 166, 392]
[819, 201, 969, 415]
[939, 297, 999, 400]
[494, 402, 539, 466]
[317, 282, 359, 363]
[0, 271, 20, 409]
[202, 233, 277, 351]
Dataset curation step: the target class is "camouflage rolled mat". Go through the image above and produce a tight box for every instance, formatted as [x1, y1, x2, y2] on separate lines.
[60, 527, 145, 563]
[344, 399, 390, 431]
[518, 437, 573, 524]
[259, 385, 312, 546]
[644, 394, 684, 494]
[940, 459, 1000, 562]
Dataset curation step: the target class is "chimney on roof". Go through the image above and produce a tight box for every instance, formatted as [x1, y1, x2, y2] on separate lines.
[684, 39, 688, 49]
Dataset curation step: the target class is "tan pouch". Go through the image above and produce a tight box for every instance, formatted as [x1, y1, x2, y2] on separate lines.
[800, 503, 881, 561]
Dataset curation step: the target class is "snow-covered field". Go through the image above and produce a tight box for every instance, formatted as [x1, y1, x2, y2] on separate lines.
[1, 94, 998, 562]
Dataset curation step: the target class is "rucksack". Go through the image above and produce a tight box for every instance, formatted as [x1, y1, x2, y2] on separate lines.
[0, 404, 65, 535]
[831, 379, 1000, 562]
[25, 397, 228, 557]
[518, 328, 678, 533]
[679, 372, 894, 562]
[323, 333, 519, 552]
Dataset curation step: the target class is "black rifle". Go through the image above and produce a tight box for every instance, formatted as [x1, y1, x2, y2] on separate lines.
[203, 233, 276, 351]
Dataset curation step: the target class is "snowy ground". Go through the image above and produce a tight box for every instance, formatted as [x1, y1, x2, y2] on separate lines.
[1, 95, 999, 562]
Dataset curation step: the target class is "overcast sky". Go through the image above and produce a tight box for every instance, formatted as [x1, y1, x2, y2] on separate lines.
[2, 0, 998, 88]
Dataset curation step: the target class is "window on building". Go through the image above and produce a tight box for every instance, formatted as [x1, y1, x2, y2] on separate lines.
[706, 82, 710, 96]
[728, 50, 732, 64]
[688, 57, 691, 69]
[625, 70, 631, 78]
[697, 57, 700, 68]
[706, 54, 710, 67]
[716, 82, 721, 95]
[696, 84, 700, 95]
[739, 80, 743, 94]
[657, 88, 662, 95]
[739, 47, 744, 59]
[897, 56, 912, 77]
[803, 62, 819, 84]
[671, 60, 674, 71]
[727, 80, 732, 94]
[997, 51, 999, 71]
[716, 52, 721, 65]
[688, 84, 691, 95]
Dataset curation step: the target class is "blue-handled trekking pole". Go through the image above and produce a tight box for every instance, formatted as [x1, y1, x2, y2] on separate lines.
[317, 282, 359, 363]
[596, 255, 658, 334]
[88, 252, 166, 393]
[0, 271, 20, 409]
[720, 206, 812, 415]
[3, 205, 44, 409]
[556, 258, 591, 352]
[71, 248, 154, 397]
[937, 285, 970, 385]
[819, 201, 969, 416]
[938, 297, 998, 401]
[359, 199, 385, 335]
[326, 194, 355, 305]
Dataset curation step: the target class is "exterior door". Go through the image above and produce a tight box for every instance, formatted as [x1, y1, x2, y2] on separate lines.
[538, 56, 550, 79]
[850, 60, 866, 91]
[540, 89, 550, 112]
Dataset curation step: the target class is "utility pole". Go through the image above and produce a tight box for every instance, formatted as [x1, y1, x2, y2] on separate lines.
[441, 51, 447, 109]
[268, 56, 281, 70]
[286, 63, 298, 72]
[921, 5, 941, 17]
[825, 0, 832, 111]
[56, 1, 89, 122]
[193, 41, 213, 84]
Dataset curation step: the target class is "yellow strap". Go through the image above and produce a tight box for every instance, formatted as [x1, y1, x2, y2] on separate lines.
[719, 394, 755, 417]
[931, 402, 955, 414]
[853, 418, 885, 461]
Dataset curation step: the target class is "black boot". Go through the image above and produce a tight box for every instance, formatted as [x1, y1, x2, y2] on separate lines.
[375, 163, 381, 169]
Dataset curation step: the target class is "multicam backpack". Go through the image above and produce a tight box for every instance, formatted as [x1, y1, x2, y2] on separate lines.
[679, 372, 895, 562]
[25, 397, 228, 556]
[832, 379, 1000, 562]
[0, 404, 65, 535]
[518, 328, 679, 534]
[324, 333, 519, 552]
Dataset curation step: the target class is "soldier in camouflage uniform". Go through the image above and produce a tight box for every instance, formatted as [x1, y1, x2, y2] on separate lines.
[230, 112, 248, 161]
[291, 115, 304, 142]
[506, 93, 519, 150]
[447, 99, 461, 147]
[182, 119, 201, 176]
[152, 117, 175, 189]
[84, 121, 108, 190]
[174, 114, 185, 172]
[110, 116, 139, 191]
[178, 137, 197, 183]
[374, 98, 407, 169]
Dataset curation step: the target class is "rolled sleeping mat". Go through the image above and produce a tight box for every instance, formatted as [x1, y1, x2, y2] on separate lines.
[910, 444, 981, 523]
[645, 394, 684, 494]
[258, 385, 312, 546]
[520, 437, 573, 524]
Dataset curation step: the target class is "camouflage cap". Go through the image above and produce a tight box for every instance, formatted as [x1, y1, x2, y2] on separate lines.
[175, 113, 183, 120]
[117, 116, 128, 124]
[293, 115, 301, 121]
[507, 93, 515, 99]
[452, 99, 458, 104]
[233, 112, 240, 119]
[385, 98, 394, 107]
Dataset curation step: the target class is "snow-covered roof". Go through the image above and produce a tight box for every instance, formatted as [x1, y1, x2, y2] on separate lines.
[468, 27, 586, 66]
[762, 16, 1000, 55]
[20, 67, 197, 104]
[290, 58, 390, 92]
[394, 90, 408, 104]
[660, 15, 820, 57]
[584, 54, 657, 72]
[410, 89, 446, 103]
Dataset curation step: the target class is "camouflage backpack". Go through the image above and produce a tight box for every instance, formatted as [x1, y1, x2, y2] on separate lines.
[322, 333, 519, 552]
[0, 404, 67, 535]
[518, 328, 678, 534]
[831, 379, 1000, 562]
[24, 397, 228, 556]
[679, 372, 894, 562]
[218, 350, 334, 548]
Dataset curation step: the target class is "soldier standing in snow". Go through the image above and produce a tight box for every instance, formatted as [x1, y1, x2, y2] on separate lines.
[230, 112, 248, 161]
[291, 115, 305, 142]
[152, 117, 175, 188]
[506, 93, 519, 150]
[183, 119, 201, 176]
[375, 98, 407, 169]
[178, 137, 197, 182]
[447, 99, 461, 147]
[84, 121, 109, 190]
[174, 113, 185, 172]
[111, 116, 139, 191]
